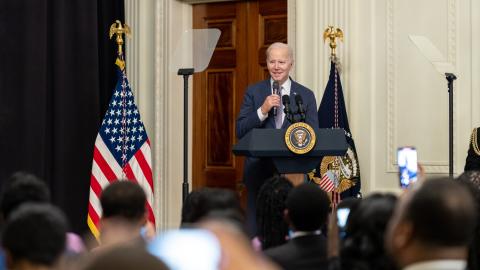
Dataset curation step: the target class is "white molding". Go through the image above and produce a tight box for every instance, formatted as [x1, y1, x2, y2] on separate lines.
[125, 0, 140, 97]
[153, 0, 168, 231]
[287, 0, 296, 78]
[447, 0, 457, 65]
[120, 0, 191, 231]
[386, 0, 396, 173]
[126, 0, 173, 229]
[293, 0, 350, 103]
[472, 0, 480, 126]
[386, 0, 457, 174]
[152, 0, 192, 230]
[348, 0, 377, 193]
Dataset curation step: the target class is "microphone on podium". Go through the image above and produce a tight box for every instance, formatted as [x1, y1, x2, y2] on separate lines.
[272, 81, 280, 116]
[295, 94, 306, 122]
[282, 95, 292, 123]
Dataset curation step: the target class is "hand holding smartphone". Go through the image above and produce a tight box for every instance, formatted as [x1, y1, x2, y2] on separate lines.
[397, 147, 418, 189]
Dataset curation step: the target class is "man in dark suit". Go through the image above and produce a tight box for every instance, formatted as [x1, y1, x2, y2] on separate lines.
[236, 42, 318, 236]
[264, 183, 330, 270]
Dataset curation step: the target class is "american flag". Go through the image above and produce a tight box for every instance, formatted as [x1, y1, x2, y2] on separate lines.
[318, 171, 335, 192]
[87, 66, 155, 239]
[318, 171, 340, 206]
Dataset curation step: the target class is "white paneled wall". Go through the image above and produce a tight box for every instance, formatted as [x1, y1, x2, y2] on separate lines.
[125, 0, 192, 231]
[292, 0, 479, 193]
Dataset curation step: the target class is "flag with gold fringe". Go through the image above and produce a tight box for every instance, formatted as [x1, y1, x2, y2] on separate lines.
[308, 59, 361, 205]
[87, 59, 155, 239]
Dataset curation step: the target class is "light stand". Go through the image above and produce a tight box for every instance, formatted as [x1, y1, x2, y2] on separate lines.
[178, 68, 194, 202]
[446, 73, 457, 177]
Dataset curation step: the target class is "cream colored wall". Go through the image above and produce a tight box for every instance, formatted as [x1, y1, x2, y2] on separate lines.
[125, 0, 480, 229]
[125, 0, 192, 231]
[292, 0, 480, 193]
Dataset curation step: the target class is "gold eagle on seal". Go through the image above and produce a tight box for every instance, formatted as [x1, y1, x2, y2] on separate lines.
[308, 147, 359, 193]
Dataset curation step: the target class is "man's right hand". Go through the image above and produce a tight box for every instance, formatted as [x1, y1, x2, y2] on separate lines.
[260, 94, 281, 115]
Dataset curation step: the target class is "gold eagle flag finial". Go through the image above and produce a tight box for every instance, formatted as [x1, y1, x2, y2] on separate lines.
[109, 20, 131, 70]
[323, 26, 344, 57]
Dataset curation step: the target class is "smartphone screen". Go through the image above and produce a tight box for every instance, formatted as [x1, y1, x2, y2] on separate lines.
[337, 208, 350, 229]
[397, 147, 418, 188]
[148, 229, 221, 270]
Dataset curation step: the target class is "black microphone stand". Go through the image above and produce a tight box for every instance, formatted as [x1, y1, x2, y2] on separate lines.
[178, 68, 194, 203]
[282, 96, 294, 124]
[294, 95, 306, 123]
[445, 73, 456, 178]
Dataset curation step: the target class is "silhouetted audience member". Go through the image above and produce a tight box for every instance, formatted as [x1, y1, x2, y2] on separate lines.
[456, 171, 480, 270]
[386, 177, 477, 270]
[180, 187, 244, 229]
[0, 171, 86, 255]
[2, 203, 68, 270]
[333, 193, 398, 270]
[256, 175, 293, 250]
[0, 171, 50, 222]
[98, 180, 148, 247]
[84, 245, 169, 270]
[465, 127, 480, 171]
[264, 183, 330, 270]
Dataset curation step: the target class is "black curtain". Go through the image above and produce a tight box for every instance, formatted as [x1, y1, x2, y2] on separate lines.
[0, 0, 124, 234]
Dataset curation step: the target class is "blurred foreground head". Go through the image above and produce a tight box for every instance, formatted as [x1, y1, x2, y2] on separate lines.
[456, 171, 480, 270]
[386, 177, 477, 268]
[256, 175, 293, 250]
[99, 180, 148, 246]
[181, 187, 244, 230]
[285, 183, 330, 231]
[84, 245, 168, 270]
[340, 193, 398, 270]
[0, 171, 50, 220]
[2, 203, 68, 269]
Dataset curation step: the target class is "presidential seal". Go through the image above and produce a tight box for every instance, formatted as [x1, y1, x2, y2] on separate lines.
[308, 146, 360, 194]
[285, 122, 316, 154]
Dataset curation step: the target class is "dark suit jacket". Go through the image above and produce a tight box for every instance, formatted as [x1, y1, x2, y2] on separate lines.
[235, 78, 318, 235]
[236, 78, 318, 140]
[264, 234, 329, 270]
[236, 78, 318, 186]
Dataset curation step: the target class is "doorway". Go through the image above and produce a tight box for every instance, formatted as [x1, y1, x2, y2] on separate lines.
[192, 0, 287, 202]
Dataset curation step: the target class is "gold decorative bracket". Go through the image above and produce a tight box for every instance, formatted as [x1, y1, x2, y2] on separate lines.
[323, 26, 344, 57]
[109, 20, 131, 70]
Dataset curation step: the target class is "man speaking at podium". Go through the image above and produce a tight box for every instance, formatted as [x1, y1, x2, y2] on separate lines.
[236, 42, 318, 236]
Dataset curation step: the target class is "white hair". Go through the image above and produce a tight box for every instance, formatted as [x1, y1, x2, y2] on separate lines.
[266, 42, 293, 61]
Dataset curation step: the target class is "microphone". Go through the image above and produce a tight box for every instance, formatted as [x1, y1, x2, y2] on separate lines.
[282, 95, 292, 123]
[295, 94, 306, 122]
[272, 81, 280, 116]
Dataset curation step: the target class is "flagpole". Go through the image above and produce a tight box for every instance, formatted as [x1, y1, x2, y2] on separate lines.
[321, 26, 350, 205]
[109, 21, 131, 179]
